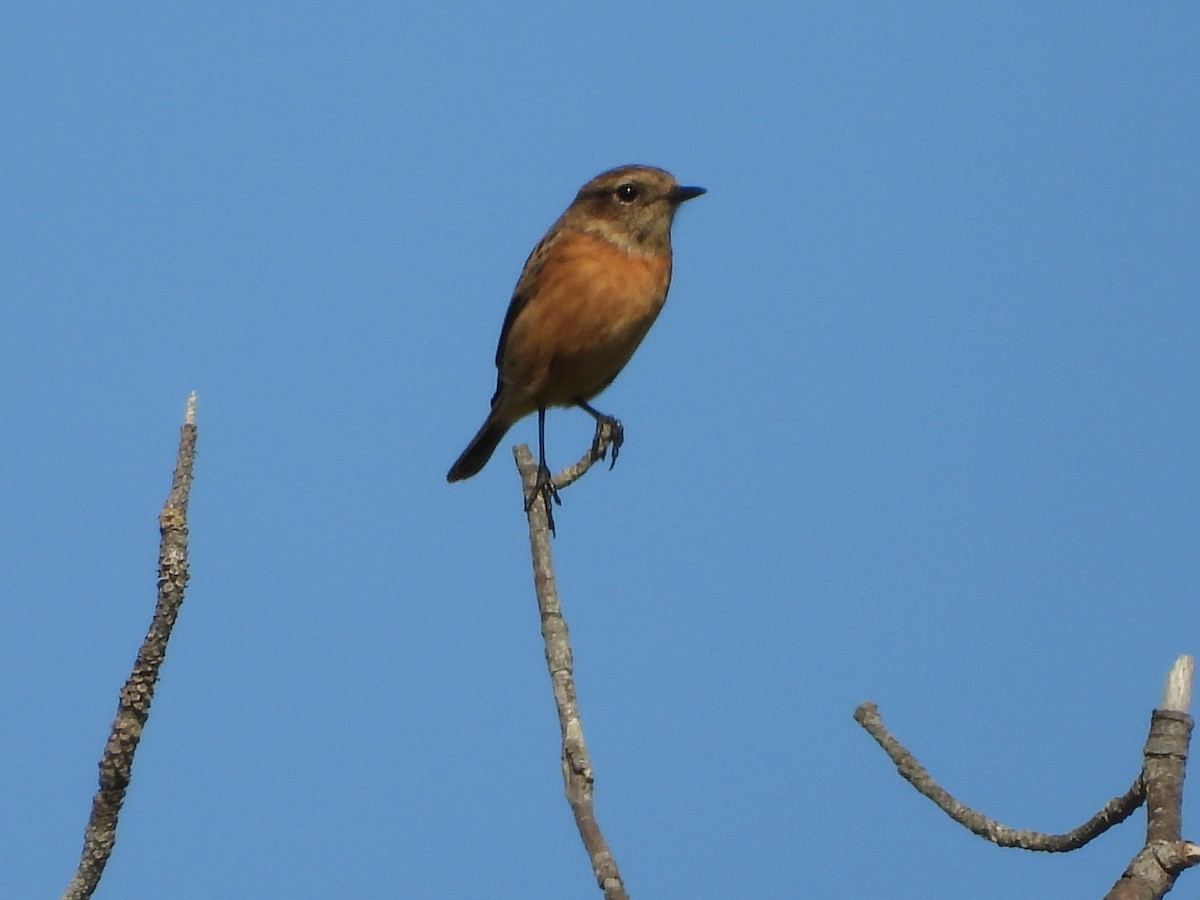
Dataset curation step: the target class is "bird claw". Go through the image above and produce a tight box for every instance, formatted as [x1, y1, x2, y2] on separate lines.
[525, 463, 561, 535]
[590, 416, 625, 470]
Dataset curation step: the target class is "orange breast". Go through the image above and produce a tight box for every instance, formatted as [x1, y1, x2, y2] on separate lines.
[497, 231, 672, 417]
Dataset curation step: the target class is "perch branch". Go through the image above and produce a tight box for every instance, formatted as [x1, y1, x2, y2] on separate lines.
[61, 394, 198, 900]
[514, 442, 629, 900]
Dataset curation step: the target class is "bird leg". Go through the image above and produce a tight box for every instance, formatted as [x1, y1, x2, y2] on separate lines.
[525, 407, 561, 534]
[577, 400, 624, 469]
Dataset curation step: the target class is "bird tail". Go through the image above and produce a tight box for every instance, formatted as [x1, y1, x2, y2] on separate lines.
[447, 415, 512, 482]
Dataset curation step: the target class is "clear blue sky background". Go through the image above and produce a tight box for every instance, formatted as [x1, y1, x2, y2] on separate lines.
[2, 4, 1196, 898]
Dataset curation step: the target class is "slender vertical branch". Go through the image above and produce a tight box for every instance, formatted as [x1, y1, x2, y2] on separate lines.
[514, 443, 629, 900]
[1105, 655, 1200, 900]
[62, 394, 198, 900]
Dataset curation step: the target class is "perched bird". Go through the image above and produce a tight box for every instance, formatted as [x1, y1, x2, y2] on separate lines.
[447, 164, 704, 528]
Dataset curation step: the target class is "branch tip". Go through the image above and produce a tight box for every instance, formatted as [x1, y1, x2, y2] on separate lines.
[1161, 656, 1195, 714]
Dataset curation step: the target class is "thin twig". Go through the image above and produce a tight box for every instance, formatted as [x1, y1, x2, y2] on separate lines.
[854, 701, 1146, 851]
[550, 419, 621, 495]
[514, 443, 629, 900]
[61, 394, 198, 900]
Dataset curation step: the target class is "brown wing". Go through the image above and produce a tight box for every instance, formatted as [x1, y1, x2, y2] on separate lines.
[489, 224, 562, 408]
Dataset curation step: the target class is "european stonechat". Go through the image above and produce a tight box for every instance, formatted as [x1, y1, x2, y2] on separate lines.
[447, 165, 704, 529]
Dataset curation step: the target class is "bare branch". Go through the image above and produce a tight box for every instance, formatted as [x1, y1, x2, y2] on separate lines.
[853, 702, 1145, 851]
[1106, 655, 1197, 900]
[514, 443, 629, 900]
[61, 395, 198, 900]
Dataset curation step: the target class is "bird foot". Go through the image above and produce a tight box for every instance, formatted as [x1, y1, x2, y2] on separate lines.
[525, 463, 562, 535]
[590, 416, 625, 470]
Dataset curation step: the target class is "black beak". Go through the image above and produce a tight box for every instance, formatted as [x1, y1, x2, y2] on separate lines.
[669, 185, 706, 204]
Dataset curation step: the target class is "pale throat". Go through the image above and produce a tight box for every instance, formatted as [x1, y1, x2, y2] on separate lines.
[579, 213, 674, 256]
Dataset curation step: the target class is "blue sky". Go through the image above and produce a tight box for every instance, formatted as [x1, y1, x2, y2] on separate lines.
[2, 4, 1197, 898]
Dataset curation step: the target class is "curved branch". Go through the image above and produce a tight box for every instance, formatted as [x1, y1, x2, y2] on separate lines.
[62, 394, 198, 900]
[514, 443, 629, 900]
[853, 701, 1145, 852]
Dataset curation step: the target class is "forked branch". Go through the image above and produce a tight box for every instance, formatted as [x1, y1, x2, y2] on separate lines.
[856, 655, 1200, 899]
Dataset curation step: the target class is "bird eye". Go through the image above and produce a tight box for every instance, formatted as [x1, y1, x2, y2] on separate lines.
[614, 183, 640, 203]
